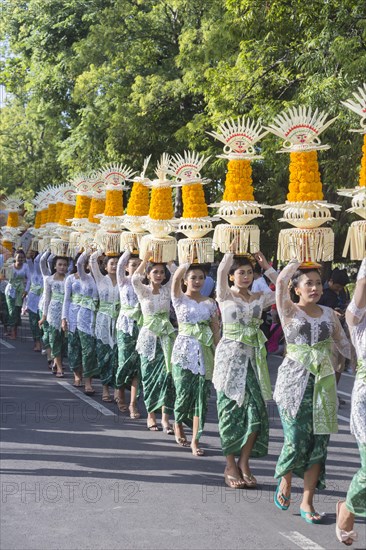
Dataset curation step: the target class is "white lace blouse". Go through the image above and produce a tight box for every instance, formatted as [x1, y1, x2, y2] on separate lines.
[5, 263, 31, 300]
[43, 275, 66, 329]
[76, 251, 98, 337]
[132, 263, 176, 359]
[61, 274, 82, 333]
[38, 251, 54, 313]
[273, 259, 351, 419]
[172, 294, 217, 375]
[89, 251, 119, 347]
[213, 252, 278, 406]
[26, 256, 43, 314]
[347, 258, 366, 444]
[116, 250, 140, 335]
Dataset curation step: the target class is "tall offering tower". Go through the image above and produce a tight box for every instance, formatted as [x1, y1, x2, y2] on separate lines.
[338, 84, 366, 260]
[265, 106, 340, 263]
[208, 117, 268, 255]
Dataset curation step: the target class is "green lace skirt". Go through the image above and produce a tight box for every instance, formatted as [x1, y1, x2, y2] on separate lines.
[346, 442, 366, 517]
[140, 340, 175, 415]
[116, 327, 141, 389]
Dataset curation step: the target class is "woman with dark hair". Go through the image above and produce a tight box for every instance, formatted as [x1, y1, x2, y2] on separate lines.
[61, 254, 83, 386]
[39, 256, 69, 377]
[132, 249, 176, 433]
[76, 250, 99, 395]
[171, 262, 220, 455]
[25, 250, 43, 351]
[115, 250, 142, 417]
[336, 258, 366, 546]
[273, 259, 350, 524]
[39, 250, 55, 369]
[5, 249, 30, 339]
[89, 250, 120, 402]
[213, 250, 277, 488]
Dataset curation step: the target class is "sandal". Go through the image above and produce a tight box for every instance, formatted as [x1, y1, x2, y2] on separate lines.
[84, 389, 95, 395]
[274, 478, 291, 510]
[224, 471, 246, 489]
[300, 508, 324, 524]
[73, 382, 83, 388]
[115, 398, 128, 412]
[55, 373, 64, 378]
[102, 395, 112, 403]
[162, 425, 174, 435]
[147, 423, 160, 431]
[335, 501, 358, 546]
[192, 447, 205, 457]
[238, 468, 257, 488]
[129, 404, 141, 419]
[175, 436, 190, 447]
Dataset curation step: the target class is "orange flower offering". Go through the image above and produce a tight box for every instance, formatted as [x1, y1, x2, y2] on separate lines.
[74, 194, 91, 219]
[6, 212, 19, 228]
[47, 203, 57, 223]
[34, 210, 42, 229]
[55, 201, 64, 223]
[359, 134, 366, 187]
[127, 182, 150, 216]
[287, 151, 324, 202]
[59, 203, 75, 226]
[104, 189, 123, 217]
[88, 197, 106, 223]
[223, 159, 254, 202]
[40, 208, 49, 226]
[2, 240, 13, 252]
[182, 184, 208, 217]
[149, 187, 174, 220]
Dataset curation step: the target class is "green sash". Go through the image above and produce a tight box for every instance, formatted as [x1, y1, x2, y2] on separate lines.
[10, 276, 25, 307]
[71, 294, 82, 306]
[356, 359, 366, 383]
[143, 311, 175, 373]
[222, 318, 272, 401]
[287, 339, 338, 434]
[30, 283, 42, 296]
[178, 320, 214, 381]
[52, 291, 64, 304]
[79, 296, 99, 311]
[119, 303, 142, 326]
[99, 300, 120, 319]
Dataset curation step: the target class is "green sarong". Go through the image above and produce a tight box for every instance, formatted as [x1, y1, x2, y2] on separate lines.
[275, 375, 330, 490]
[0, 291, 9, 327]
[6, 296, 21, 328]
[28, 310, 42, 341]
[172, 364, 211, 440]
[40, 314, 50, 349]
[140, 339, 175, 414]
[79, 331, 99, 378]
[216, 362, 269, 457]
[346, 442, 366, 517]
[116, 327, 141, 390]
[96, 339, 118, 387]
[67, 329, 82, 373]
[48, 325, 66, 359]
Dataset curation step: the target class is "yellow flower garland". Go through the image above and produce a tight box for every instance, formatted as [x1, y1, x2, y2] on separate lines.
[287, 151, 324, 202]
[359, 134, 366, 187]
[126, 182, 150, 216]
[149, 187, 174, 220]
[2, 240, 13, 252]
[59, 204, 75, 226]
[47, 203, 57, 223]
[40, 208, 48, 226]
[223, 159, 254, 202]
[6, 212, 19, 228]
[104, 189, 123, 217]
[55, 201, 64, 224]
[74, 194, 92, 219]
[182, 183, 208, 218]
[34, 211, 42, 229]
[88, 197, 106, 223]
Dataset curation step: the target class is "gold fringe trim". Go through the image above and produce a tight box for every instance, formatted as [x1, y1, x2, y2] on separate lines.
[342, 220, 366, 260]
[139, 234, 177, 263]
[178, 238, 214, 264]
[213, 224, 260, 254]
[277, 227, 334, 262]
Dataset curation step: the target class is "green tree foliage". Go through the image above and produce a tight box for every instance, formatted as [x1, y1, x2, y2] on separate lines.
[1, 0, 365, 257]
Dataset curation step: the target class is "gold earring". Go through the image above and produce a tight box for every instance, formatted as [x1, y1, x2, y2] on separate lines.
[229, 275, 234, 282]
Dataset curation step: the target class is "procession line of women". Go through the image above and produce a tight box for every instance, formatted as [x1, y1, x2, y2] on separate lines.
[2, 247, 365, 544]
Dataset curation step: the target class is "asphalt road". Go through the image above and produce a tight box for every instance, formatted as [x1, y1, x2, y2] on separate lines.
[0, 320, 365, 550]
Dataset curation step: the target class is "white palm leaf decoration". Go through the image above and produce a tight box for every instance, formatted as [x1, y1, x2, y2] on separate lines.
[100, 163, 136, 188]
[88, 171, 105, 196]
[3, 196, 23, 212]
[341, 83, 366, 133]
[168, 151, 211, 184]
[265, 106, 337, 152]
[128, 155, 152, 185]
[152, 153, 171, 186]
[208, 116, 268, 159]
[68, 174, 91, 195]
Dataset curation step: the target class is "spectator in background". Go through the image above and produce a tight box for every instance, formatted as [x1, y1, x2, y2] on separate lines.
[200, 263, 215, 298]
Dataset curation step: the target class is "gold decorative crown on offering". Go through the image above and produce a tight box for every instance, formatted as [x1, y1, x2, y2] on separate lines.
[139, 154, 177, 263]
[94, 163, 135, 256]
[208, 117, 267, 255]
[338, 84, 366, 260]
[121, 156, 151, 253]
[266, 106, 340, 263]
[168, 151, 214, 264]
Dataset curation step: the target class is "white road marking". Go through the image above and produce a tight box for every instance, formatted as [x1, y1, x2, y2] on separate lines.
[338, 390, 352, 397]
[341, 372, 355, 378]
[0, 338, 15, 349]
[57, 381, 116, 416]
[338, 414, 350, 423]
[279, 531, 325, 550]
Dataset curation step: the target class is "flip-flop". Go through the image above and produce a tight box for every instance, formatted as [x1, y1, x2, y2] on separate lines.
[102, 396, 113, 402]
[224, 471, 246, 489]
[274, 479, 291, 510]
[84, 389, 95, 395]
[238, 468, 257, 488]
[55, 373, 64, 378]
[300, 508, 324, 524]
[162, 425, 174, 435]
[175, 436, 190, 447]
[72, 382, 83, 388]
[147, 424, 160, 431]
[335, 501, 358, 546]
[192, 448, 205, 457]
